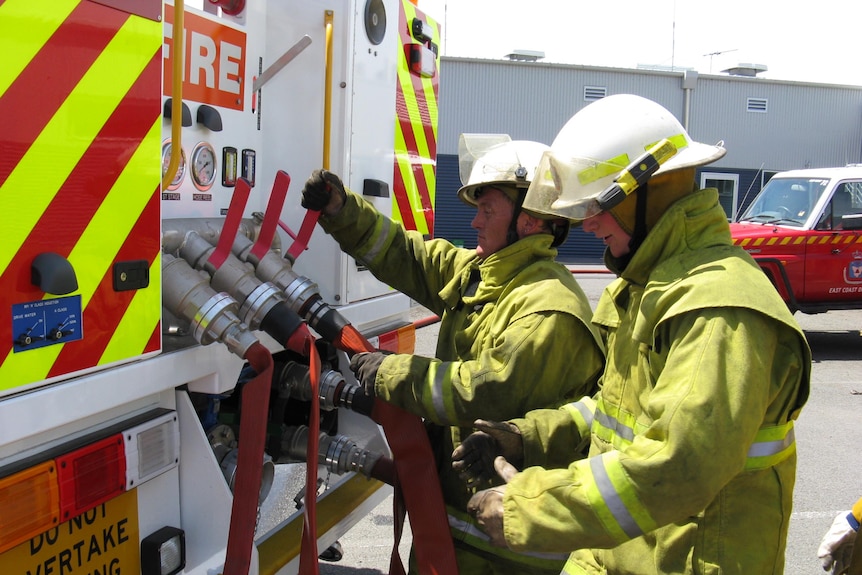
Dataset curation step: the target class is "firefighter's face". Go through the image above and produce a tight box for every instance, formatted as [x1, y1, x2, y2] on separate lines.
[582, 210, 632, 257]
[472, 187, 515, 259]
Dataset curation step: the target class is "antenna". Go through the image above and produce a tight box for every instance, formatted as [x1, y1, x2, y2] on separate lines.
[703, 48, 738, 73]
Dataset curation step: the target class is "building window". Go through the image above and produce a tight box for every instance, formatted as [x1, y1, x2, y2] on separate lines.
[701, 172, 739, 220]
[584, 86, 607, 101]
[747, 97, 768, 113]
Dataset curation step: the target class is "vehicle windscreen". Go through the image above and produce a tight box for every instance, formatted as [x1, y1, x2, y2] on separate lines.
[737, 177, 829, 226]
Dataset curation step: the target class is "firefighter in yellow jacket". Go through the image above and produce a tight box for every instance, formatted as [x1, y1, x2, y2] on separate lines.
[456, 95, 811, 574]
[301, 137, 605, 574]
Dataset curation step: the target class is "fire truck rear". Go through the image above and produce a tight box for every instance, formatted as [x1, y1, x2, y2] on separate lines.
[0, 0, 441, 573]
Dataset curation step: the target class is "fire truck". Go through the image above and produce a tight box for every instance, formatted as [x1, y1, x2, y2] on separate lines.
[0, 0, 446, 574]
[730, 166, 862, 314]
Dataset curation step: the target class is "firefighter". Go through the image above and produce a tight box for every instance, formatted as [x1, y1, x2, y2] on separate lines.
[301, 138, 605, 575]
[456, 94, 811, 575]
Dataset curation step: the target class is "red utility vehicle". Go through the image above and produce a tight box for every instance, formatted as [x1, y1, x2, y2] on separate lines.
[730, 166, 862, 314]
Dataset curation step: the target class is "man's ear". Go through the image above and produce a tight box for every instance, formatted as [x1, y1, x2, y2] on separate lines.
[519, 213, 542, 235]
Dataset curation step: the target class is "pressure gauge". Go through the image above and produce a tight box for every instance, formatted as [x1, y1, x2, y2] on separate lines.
[161, 139, 186, 191]
[191, 142, 217, 191]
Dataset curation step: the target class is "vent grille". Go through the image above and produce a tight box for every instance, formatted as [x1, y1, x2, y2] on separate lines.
[747, 97, 768, 113]
[584, 86, 607, 101]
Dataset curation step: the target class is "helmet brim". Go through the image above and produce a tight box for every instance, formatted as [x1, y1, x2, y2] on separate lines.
[457, 182, 524, 207]
[656, 140, 726, 174]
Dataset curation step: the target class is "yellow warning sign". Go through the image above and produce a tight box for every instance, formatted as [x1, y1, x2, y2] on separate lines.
[1, 489, 139, 575]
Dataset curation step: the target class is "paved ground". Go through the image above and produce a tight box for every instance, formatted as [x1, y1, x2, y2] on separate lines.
[263, 272, 862, 574]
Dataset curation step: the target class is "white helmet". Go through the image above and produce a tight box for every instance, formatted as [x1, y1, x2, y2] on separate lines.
[457, 135, 551, 206]
[523, 94, 726, 221]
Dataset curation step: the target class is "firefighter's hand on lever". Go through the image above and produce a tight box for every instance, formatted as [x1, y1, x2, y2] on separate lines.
[466, 456, 518, 548]
[452, 419, 524, 486]
[302, 169, 346, 216]
[349, 351, 391, 396]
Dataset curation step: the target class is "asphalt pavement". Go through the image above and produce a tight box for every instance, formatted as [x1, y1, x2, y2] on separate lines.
[267, 272, 862, 574]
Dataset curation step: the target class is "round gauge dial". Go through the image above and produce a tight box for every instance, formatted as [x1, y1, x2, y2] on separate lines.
[161, 139, 186, 191]
[191, 142, 217, 191]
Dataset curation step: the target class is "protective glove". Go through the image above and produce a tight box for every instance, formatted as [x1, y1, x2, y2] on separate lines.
[349, 351, 391, 396]
[466, 457, 519, 548]
[818, 510, 859, 574]
[301, 169, 346, 216]
[452, 419, 524, 487]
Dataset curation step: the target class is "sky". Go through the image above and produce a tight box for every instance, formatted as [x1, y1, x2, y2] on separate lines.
[419, 0, 862, 86]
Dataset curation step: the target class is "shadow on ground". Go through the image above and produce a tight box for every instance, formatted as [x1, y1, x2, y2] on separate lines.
[803, 329, 862, 362]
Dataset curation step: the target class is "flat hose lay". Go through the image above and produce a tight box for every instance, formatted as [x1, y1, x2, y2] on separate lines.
[335, 324, 459, 575]
[223, 342, 274, 575]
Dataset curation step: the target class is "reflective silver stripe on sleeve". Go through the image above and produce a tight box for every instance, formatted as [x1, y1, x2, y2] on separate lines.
[571, 400, 594, 429]
[593, 409, 635, 442]
[748, 426, 795, 458]
[590, 456, 642, 539]
[360, 217, 392, 263]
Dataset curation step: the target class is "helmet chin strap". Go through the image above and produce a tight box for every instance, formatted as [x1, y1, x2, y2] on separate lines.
[615, 183, 649, 271]
[506, 193, 525, 246]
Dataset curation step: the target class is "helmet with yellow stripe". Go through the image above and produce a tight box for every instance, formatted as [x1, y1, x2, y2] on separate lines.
[523, 94, 726, 223]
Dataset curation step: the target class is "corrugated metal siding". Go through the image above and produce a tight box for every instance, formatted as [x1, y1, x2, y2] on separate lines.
[434, 154, 475, 247]
[438, 58, 692, 155]
[691, 78, 862, 171]
[433, 57, 862, 262]
[439, 57, 862, 174]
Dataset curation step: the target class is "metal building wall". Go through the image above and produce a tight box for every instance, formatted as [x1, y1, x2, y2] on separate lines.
[691, 77, 862, 172]
[437, 56, 862, 169]
[437, 57, 690, 155]
[433, 56, 862, 263]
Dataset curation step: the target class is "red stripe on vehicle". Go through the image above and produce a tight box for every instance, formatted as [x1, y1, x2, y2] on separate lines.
[0, 50, 160, 367]
[48, 189, 160, 376]
[0, 1, 128, 187]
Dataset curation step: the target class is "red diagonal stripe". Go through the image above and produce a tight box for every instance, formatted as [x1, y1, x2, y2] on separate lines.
[48, 188, 160, 377]
[395, 4, 438, 236]
[391, 154, 417, 231]
[395, 83, 434, 235]
[0, 1, 129, 187]
[0, 50, 161, 371]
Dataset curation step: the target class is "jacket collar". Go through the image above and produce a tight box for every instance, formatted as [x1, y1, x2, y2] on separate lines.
[605, 188, 731, 287]
[439, 234, 557, 309]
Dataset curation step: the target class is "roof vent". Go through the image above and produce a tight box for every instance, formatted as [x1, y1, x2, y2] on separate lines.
[505, 49, 545, 62]
[722, 63, 768, 77]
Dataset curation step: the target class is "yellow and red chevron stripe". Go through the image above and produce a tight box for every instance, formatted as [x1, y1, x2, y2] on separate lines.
[0, 0, 162, 393]
[392, 0, 440, 236]
[732, 234, 862, 248]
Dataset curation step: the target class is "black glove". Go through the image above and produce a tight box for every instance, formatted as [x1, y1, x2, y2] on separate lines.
[301, 169, 346, 215]
[350, 351, 391, 396]
[452, 419, 524, 486]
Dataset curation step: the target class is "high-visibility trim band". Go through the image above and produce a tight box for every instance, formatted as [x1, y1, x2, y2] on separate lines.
[359, 216, 393, 265]
[593, 398, 645, 448]
[589, 454, 643, 540]
[561, 397, 596, 433]
[745, 422, 796, 471]
[576, 133, 689, 187]
[577, 153, 630, 186]
[448, 509, 569, 568]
